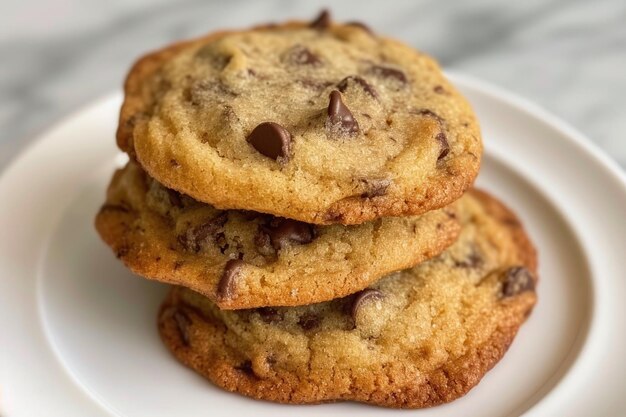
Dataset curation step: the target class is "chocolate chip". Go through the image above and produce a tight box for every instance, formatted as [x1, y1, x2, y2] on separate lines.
[434, 85, 446, 94]
[178, 213, 227, 252]
[360, 178, 391, 198]
[436, 132, 450, 161]
[262, 218, 315, 251]
[410, 108, 443, 123]
[337, 75, 378, 99]
[214, 232, 229, 254]
[284, 45, 322, 66]
[234, 360, 255, 377]
[310, 10, 331, 29]
[166, 189, 184, 208]
[170, 158, 180, 168]
[351, 289, 384, 322]
[217, 259, 245, 300]
[368, 65, 408, 85]
[455, 247, 483, 268]
[246, 122, 292, 162]
[187, 80, 237, 105]
[327, 90, 359, 136]
[238, 210, 268, 222]
[173, 309, 192, 346]
[257, 308, 283, 323]
[298, 313, 321, 330]
[346, 21, 374, 34]
[501, 267, 535, 298]
[253, 229, 275, 257]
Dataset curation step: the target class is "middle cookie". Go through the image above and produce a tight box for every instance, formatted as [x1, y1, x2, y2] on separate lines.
[95, 162, 460, 309]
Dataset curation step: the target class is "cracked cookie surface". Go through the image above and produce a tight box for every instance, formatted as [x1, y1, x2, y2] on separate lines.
[117, 13, 482, 224]
[95, 162, 459, 309]
[157, 189, 538, 407]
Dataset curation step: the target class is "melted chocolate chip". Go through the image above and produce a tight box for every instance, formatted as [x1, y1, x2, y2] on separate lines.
[501, 267, 535, 298]
[234, 360, 256, 377]
[178, 214, 227, 252]
[215, 232, 229, 254]
[166, 189, 184, 208]
[298, 313, 321, 330]
[410, 108, 444, 123]
[434, 85, 446, 94]
[327, 90, 359, 136]
[257, 307, 283, 323]
[217, 259, 245, 300]
[436, 132, 450, 160]
[310, 10, 331, 29]
[368, 65, 408, 84]
[351, 289, 384, 321]
[360, 178, 391, 198]
[262, 218, 315, 251]
[187, 80, 237, 105]
[246, 122, 292, 162]
[337, 75, 378, 99]
[284, 45, 322, 66]
[253, 229, 275, 256]
[455, 247, 483, 268]
[173, 309, 192, 346]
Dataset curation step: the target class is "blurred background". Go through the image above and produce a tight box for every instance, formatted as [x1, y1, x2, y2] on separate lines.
[1, 0, 625, 172]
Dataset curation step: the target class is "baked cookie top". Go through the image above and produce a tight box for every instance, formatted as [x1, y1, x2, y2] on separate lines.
[95, 162, 459, 309]
[118, 11, 482, 224]
[158, 189, 537, 408]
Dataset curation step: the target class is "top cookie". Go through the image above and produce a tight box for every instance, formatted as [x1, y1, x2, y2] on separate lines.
[118, 11, 482, 224]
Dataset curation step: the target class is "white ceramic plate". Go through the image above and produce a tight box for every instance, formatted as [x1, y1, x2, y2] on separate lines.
[1, 73, 625, 417]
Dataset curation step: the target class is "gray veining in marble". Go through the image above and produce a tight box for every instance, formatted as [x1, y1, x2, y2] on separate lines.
[1, 0, 625, 172]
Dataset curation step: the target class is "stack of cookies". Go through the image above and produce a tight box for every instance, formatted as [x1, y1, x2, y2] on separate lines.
[95, 11, 538, 408]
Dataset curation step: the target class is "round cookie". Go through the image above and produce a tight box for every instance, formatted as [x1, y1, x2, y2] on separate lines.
[95, 162, 459, 309]
[117, 11, 482, 225]
[158, 189, 538, 408]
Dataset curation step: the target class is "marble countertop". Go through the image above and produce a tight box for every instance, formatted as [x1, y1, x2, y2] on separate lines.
[2, 0, 625, 172]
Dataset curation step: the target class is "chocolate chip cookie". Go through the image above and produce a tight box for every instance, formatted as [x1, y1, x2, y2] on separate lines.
[117, 11, 481, 225]
[95, 162, 459, 309]
[157, 189, 537, 407]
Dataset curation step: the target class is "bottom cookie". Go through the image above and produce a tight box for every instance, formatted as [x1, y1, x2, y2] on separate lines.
[158, 189, 538, 408]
